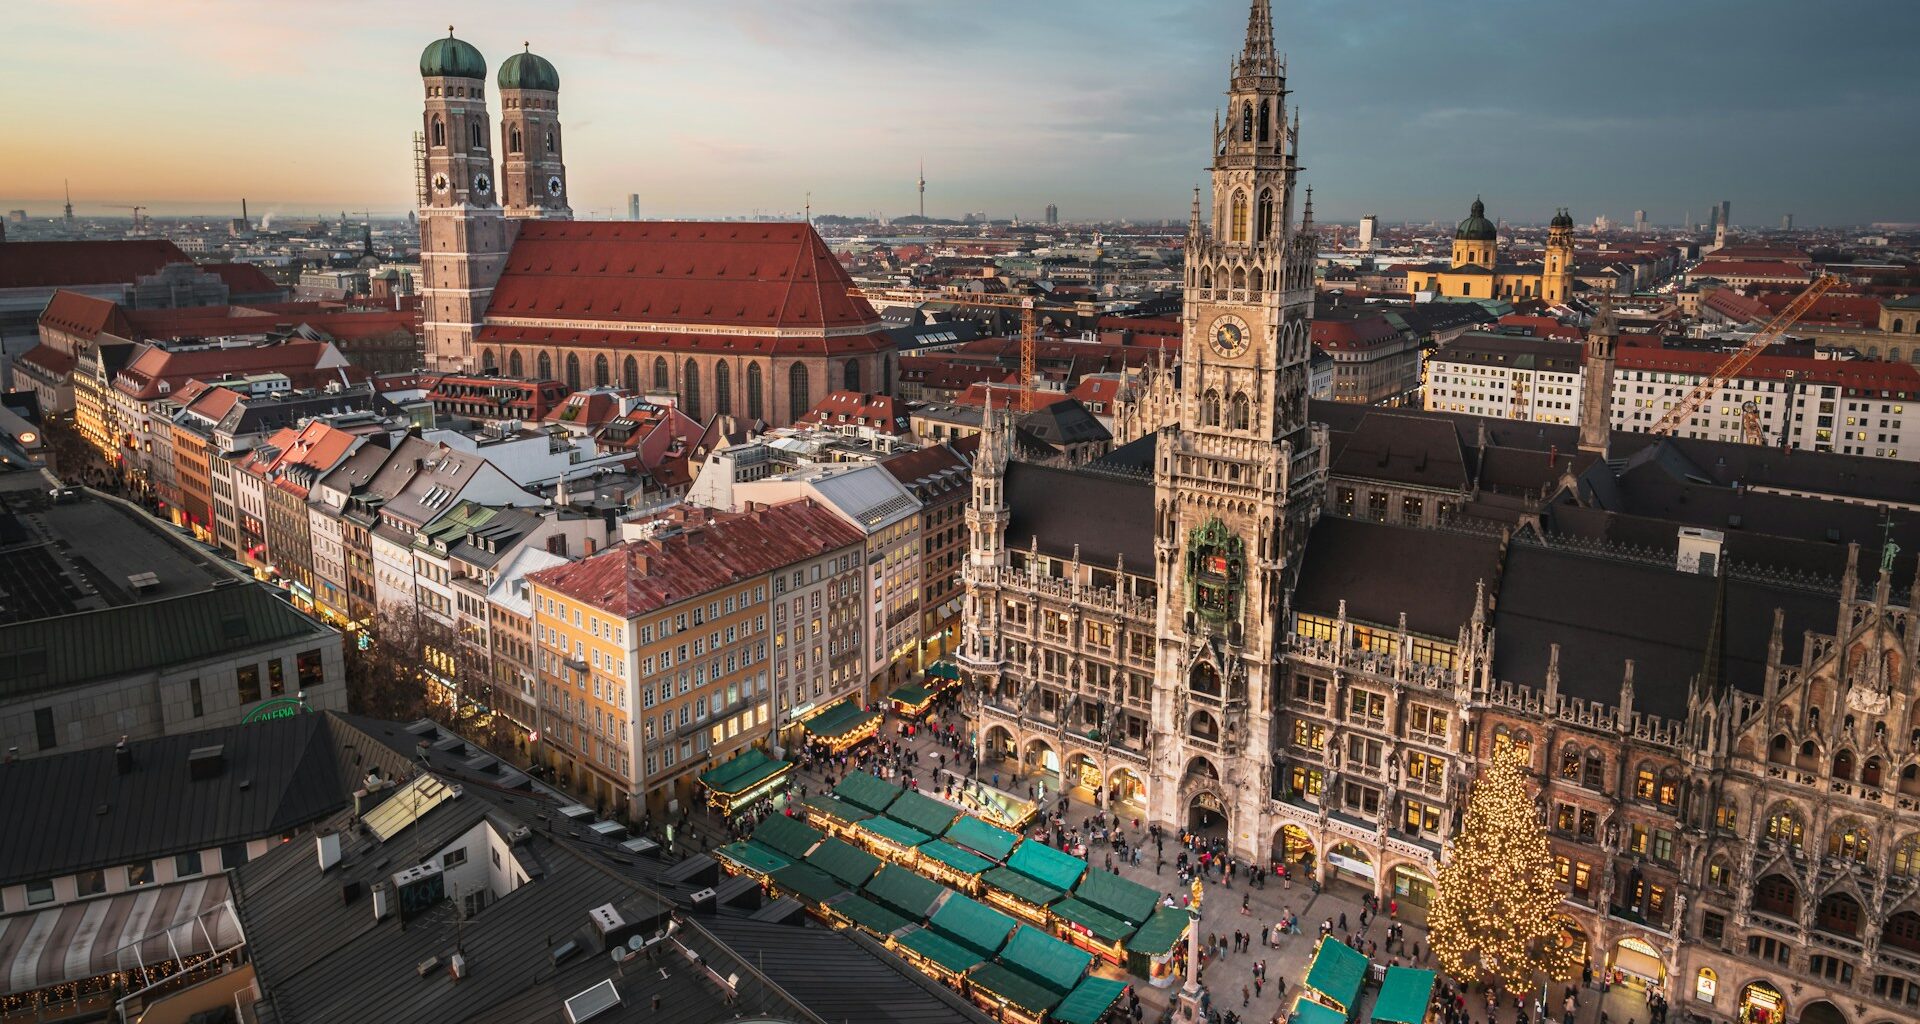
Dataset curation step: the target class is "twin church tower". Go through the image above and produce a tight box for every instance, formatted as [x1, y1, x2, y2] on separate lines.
[416, 30, 572, 371]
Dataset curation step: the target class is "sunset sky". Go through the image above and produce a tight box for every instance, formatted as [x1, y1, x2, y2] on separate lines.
[5, 0, 1916, 225]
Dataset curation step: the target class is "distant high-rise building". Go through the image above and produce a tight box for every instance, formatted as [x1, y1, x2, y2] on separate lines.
[5, 210, 25, 225]
[1633, 209, 1646, 233]
[628, 193, 640, 220]
[1594, 214, 1611, 232]
[1781, 213, 1794, 231]
[1718, 199, 1731, 230]
[1045, 203, 1058, 226]
[918, 159, 926, 219]
[1359, 214, 1377, 250]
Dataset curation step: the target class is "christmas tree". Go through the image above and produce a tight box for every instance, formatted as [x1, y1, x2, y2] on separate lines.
[1428, 747, 1581, 991]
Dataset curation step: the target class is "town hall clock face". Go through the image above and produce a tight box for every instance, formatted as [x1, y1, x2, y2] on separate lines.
[1209, 314, 1250, 358]
[472, 173, 492, 196]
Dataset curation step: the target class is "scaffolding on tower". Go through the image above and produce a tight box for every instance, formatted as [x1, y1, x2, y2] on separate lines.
[413, 131, 429, 208]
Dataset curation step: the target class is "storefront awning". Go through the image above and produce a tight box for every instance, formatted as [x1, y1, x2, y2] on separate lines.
[1306, 937, 1369, 1011]
[0, 877, 241, 995]
[1052, 976, 1129, 1024]
[927, 660, 961, 681]
[832, 894, 912, 937]
[981, 866, 1065, 908]
[863, 865, 949, 922]
[1070, 867, 1158, 926]
[748, 813, 825, 861]
[969, 962, 1066, 1015]
[1373, 967, 1437, 1024]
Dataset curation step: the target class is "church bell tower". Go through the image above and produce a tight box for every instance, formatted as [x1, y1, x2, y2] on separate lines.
[497, 44, 573, 221]
[418, 29, 512, 372]
[1148, 0, 1324, 859]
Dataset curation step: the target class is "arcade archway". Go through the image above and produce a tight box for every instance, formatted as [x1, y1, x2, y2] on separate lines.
[1188, 791, 1229, 840]
[1800, 1002, 1846, 1024]
[1737, 981, 1786, 1024]
[1326, 842, 1375, 890]
[1271, 824, 1316, 875]
[1064, 751, 1102, 795]
[1107, 767, 1147, 812]
[1022, 737, 1060, 793]
[1610, 936, 1666, 988]
[1387, 862, 1437, 910]
[981, 724, 1014, 763]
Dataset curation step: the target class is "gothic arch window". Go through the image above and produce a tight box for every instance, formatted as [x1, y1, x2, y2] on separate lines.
[537, 352, 553, 380]
[652, 356, 669, 391]
[1904, 763, 1920, 797]
[1189, 710, 1220, 742]
[508, 350, 524, 377]
[1258, 99, 1270, 143]
[683, 359, 702, 421]
[509, 126, 522, 153]
[1583, 750, 1605, 789]
[470, 120, 485, 150]
[1231, 267, 1246, 291]
[1559, 744, 1582, 780]
[1240, 102, 1253, 143]
[747, 362, 765, 421]
[1897, 319, 1906, 333]
[480, 348, 497, 372]
[1752, 873, 1798, 917]
[1895, 835, 1920, 877]
[1201, 266, 1214, 290]
[1816, 891, 1862, 937]
[1491, 725, 1532, 762]
[545, 129, 556, 153]
[564, 353, 581, 391]
[1833, 749, 1855, 780]
[1256, 189, 1275, 241]
[789, 362, 811, 418]
[1764, 806, 1805, 848]
[593, 354, 609, 388]
[1768, 733, 1790, 765]
[1189, 662, 1222, 697]
[1829, 821, 1872, 862]
[1201, 388, 1221, 426]
[431, 116, 445, 147]
[1230, 192, 1249, 243]
[1184, 756, 1219, 781]
[623, 355, 639, 391]
[1796, 739, 1821, 771]
[1230, 392, 1250, 430]
[1863, 756, 1883, 788]
[714, 360, 732, 416]
[844, 359, 860, 392]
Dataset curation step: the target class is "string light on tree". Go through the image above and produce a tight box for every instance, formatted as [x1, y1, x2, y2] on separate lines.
[1428, 748, 1581, 991]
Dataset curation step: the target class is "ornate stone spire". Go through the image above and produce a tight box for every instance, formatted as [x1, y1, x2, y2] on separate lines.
[1240, 0, 1277, 75]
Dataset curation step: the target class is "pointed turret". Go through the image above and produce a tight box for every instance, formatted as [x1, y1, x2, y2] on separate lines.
[1300, 186, 1315, 235]
[1695, 566, 1730, 699]
[1239, 0, 1277, 75]
[1579, 295, 1619, 455]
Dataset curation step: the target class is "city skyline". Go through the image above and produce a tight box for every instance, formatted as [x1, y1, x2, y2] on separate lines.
[5, 1, 1918, 226]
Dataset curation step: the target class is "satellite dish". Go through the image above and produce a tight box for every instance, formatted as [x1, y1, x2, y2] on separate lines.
[611, 949, 626, 965]
[628, 935, 646, 952]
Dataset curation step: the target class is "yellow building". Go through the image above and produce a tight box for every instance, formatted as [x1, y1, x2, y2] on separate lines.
[1403, 199, 1574, 304]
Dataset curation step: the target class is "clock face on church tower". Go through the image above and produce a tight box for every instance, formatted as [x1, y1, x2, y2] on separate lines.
[546, 175, 564, 197]
[1209, 314, 1250, 358]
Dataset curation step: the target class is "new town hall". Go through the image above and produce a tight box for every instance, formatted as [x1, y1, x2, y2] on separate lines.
[958, 5, 1920, 1024]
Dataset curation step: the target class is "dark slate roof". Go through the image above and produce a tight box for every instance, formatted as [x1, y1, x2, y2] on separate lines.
[0, 581, 332, 701]
[1491, 544, 1832, 719]
[1326, 412, 1472, 491]
[0, 712, 406, 888]
[1018, 399, 1110, 447]
[700, 913, 995, 1024]
[1292, 517, 1499, 637]
[1003, 462, 1153, 568]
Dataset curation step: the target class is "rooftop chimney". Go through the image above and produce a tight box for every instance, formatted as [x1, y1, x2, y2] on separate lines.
[114, 736, 133, 775]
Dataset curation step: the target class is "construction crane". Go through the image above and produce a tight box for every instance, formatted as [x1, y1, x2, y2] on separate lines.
[924, 289, 1041, 411]
[105, 204, 148, 232]
[1649, 274, 1838, 440]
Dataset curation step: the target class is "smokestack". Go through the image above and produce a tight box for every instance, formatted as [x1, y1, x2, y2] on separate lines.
[242, 198, 249, 226]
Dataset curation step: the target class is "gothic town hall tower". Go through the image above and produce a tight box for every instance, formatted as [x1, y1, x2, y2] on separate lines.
[1147, 0, 1325, 853]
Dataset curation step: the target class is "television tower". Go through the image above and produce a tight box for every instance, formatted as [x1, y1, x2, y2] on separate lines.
[917, 159, 926, 219]
[63, 180, 75, 235]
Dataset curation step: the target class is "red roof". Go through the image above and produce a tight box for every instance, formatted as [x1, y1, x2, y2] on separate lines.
[796, 391, 908, 433]
[36, 291, 133, 341]
[1690, 261, 1811, 282]
[1495, 314, 1581, 341]
[1702, 289, 1770, 324]
[15, 344, 76, 378]
[1070, 377, 1124, 408]
[200, 262, 282, 296]
[1755, 292, 1885, 328]
[0, 240, 190, 289]
[485, 221, 883, 339]
[527, 499, 864, 617]
[1311, 315, 1402, 350]
[113, 340, 349, 400]
[475, 323, 891, 357]
[1094, 315, 1181, 338]
[1617, 339, 1920, 397]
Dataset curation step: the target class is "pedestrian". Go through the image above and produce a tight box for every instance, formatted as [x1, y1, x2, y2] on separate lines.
[1339, 912, 1348, 932]
[1242, 893, 1251, 916]
[1243, 984, 1251, 1008]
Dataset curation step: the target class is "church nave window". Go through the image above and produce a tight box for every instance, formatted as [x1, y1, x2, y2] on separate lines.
[1256, 189, 1275, 242]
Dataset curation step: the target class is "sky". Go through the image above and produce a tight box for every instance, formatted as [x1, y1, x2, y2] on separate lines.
[4, 0, 1917, 226]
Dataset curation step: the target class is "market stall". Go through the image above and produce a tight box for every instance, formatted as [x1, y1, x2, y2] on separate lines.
[1301, 936, 1369, 1018]
[1371, 967, 1436, 1024]
[799, 697, 883, 753]
[697, 747, 793, 816]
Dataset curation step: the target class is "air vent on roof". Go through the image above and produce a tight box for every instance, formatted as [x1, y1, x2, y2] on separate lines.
[188, 744, 226, 780]
[564, 979, 621, 1023]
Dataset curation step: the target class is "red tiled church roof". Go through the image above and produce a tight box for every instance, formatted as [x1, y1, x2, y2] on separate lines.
[36, 290, 133, 340]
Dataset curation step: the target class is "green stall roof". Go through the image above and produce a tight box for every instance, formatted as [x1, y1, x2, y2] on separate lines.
[749, 813, 823, 861]
[833, 771, 904, 814]
[770, 863, 847, 904]
[1373, 968, 1437, 1024]
[806, 838, 882, 888]
[1294, 997, 1350, 1024]
[802, 698, 882, 740]
[919, 840, 994, 878]
[1126, 906, 1190, 956]
[1305, 938, 1369, 1011]
[833, 893, 913, 937]
[855, 815, 933, 851]
[1071, 867, 1159, 926]
[1052, 976, 1130, 1024]
[969, 963, 1064, 1015]
[998, 924, 1092, 995]
[1006, 839, 1087, 892]
[888, 683, 933, 706]
[928, 893, 1018, 958]
[864, 864, 949, 921]
[803, 793, 871, 828]
[716, 842, 791, 876]
[945, 816, 1019, 862]
[927, 660, 960, 680]
[898, 926, 988, 976]
[698, 747, 791, 795]
[981, 866, 1065, 908]
[886, 789, 959, 836]
[1051, 897, 1133, 944]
